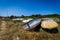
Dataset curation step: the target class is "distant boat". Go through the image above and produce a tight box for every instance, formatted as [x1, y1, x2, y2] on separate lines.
[23, 18, 41, 30]
[22, 19, 33, 23]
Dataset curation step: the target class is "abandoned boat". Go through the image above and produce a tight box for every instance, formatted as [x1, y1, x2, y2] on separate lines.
[41, 19, 58, 29]
[23, 18, 41, 30]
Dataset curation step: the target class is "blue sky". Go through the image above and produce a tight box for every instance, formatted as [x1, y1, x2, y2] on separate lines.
[0, 0, 60, 16]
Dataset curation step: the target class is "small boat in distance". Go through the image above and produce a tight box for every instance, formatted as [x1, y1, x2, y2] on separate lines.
[23, 18, 41, 30]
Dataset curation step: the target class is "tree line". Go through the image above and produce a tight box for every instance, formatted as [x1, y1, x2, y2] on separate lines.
[0, 14, 60, 19]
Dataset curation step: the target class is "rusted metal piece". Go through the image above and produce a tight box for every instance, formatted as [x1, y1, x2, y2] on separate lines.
[23, 18, 41, 30]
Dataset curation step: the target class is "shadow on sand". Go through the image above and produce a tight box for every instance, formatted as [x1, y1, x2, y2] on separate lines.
[29, 26, 58, 34]
[33, 24, 41, 32]
[42, 28, 58, 34]
[28, 22, 58, 33]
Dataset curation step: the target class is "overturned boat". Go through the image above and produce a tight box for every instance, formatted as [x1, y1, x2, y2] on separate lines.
[41, 19, 58, 29]
[23, 18, 41, 30]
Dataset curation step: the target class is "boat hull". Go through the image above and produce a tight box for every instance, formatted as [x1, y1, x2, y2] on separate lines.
[23, 18, 41, 30]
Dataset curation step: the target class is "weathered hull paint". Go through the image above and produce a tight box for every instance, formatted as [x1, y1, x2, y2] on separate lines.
[23, 18, 41, 30]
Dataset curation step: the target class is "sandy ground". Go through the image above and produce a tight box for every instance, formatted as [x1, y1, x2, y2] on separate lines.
[0, 21, 60, 40]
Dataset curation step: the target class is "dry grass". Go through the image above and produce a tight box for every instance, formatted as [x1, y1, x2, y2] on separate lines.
[0, 20, 60, 40]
